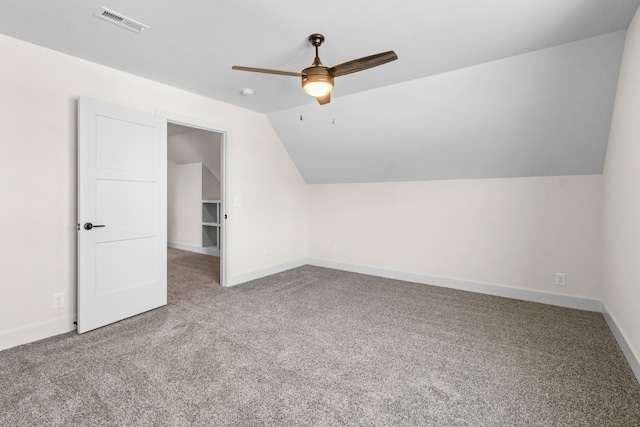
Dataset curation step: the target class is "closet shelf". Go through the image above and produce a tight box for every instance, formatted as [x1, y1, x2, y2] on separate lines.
[202, 200, 221, 251]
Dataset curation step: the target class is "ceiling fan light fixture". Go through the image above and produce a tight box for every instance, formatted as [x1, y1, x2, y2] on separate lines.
[302, 68, 334, 97]
[303, 80, 333, 97]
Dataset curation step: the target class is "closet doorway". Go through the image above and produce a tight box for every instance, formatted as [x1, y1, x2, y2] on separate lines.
[162, 114, 229, 287]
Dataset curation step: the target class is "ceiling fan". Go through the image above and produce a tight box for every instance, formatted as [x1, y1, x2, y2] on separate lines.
[232, 34, 398, 105]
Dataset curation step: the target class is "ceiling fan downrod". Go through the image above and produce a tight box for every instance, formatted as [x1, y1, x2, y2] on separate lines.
[308, 34, 325, 66]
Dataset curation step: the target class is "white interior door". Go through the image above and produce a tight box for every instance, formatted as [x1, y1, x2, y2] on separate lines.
[77, 97, 167, 334]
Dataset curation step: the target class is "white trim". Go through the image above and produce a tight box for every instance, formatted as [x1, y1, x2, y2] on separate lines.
[156, 109, 231, 287]
[0, 316, 76, 351]
[306, 259, 640, 383]
[602, 302, 640, 383]
[167, 241, 219, 257]
[228, 259, 308, 287]
[3, 258, 639, 386]
[308, 258, 603, 312]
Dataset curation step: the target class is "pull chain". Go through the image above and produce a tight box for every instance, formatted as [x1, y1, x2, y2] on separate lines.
[332, 96, 335, 124]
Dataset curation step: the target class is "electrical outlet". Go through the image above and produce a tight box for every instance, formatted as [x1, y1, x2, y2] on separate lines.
[555, 273, 566, 286]
[334, 246, 340, 256]
[53, 292, 65, 309]
[263, 250, 270, 262]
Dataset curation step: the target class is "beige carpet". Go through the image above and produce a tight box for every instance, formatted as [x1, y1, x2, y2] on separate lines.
[1, 248, 639, 426]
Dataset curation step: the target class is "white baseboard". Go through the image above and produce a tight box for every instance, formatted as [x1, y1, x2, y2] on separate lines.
[228, 258, 308, 287]
[4, 258, 638, 386]
[0, 316, 76, 351]
[602, 302, 640, 383]
[308, 258, 640, 384]
[168, 241, 219, 256]
[308, 258, 602, 312]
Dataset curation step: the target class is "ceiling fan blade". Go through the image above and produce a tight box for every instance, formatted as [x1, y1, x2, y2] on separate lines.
[232, 66, 301, 77]
[329, 51, 398, 77]
[316, 93, 331, 105]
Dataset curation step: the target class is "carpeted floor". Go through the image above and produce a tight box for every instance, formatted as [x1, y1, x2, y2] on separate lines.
[1, 248, 639, 426]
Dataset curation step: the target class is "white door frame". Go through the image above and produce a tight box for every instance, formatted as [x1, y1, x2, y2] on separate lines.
[157, 110, 230, 287]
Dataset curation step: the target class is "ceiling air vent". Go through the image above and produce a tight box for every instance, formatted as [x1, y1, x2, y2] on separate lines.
[93, 7, 149, 34]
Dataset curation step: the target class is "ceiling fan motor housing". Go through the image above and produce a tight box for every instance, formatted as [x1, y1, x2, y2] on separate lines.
[301, 66, 334, 96]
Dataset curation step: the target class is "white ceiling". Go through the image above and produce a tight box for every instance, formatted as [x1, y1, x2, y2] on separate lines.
[1, 1, 638, 183]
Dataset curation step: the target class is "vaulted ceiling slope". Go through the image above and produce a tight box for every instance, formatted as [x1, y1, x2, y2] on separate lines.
[1, 1, 638, 183]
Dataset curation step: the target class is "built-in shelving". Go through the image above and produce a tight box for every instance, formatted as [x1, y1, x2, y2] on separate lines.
[202, 200, 221, 255]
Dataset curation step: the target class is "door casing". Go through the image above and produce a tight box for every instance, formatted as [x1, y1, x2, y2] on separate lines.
[157, 109, 230, 287]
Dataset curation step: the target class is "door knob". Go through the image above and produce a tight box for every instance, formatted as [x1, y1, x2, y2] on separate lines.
[84, 223, 105, 230]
